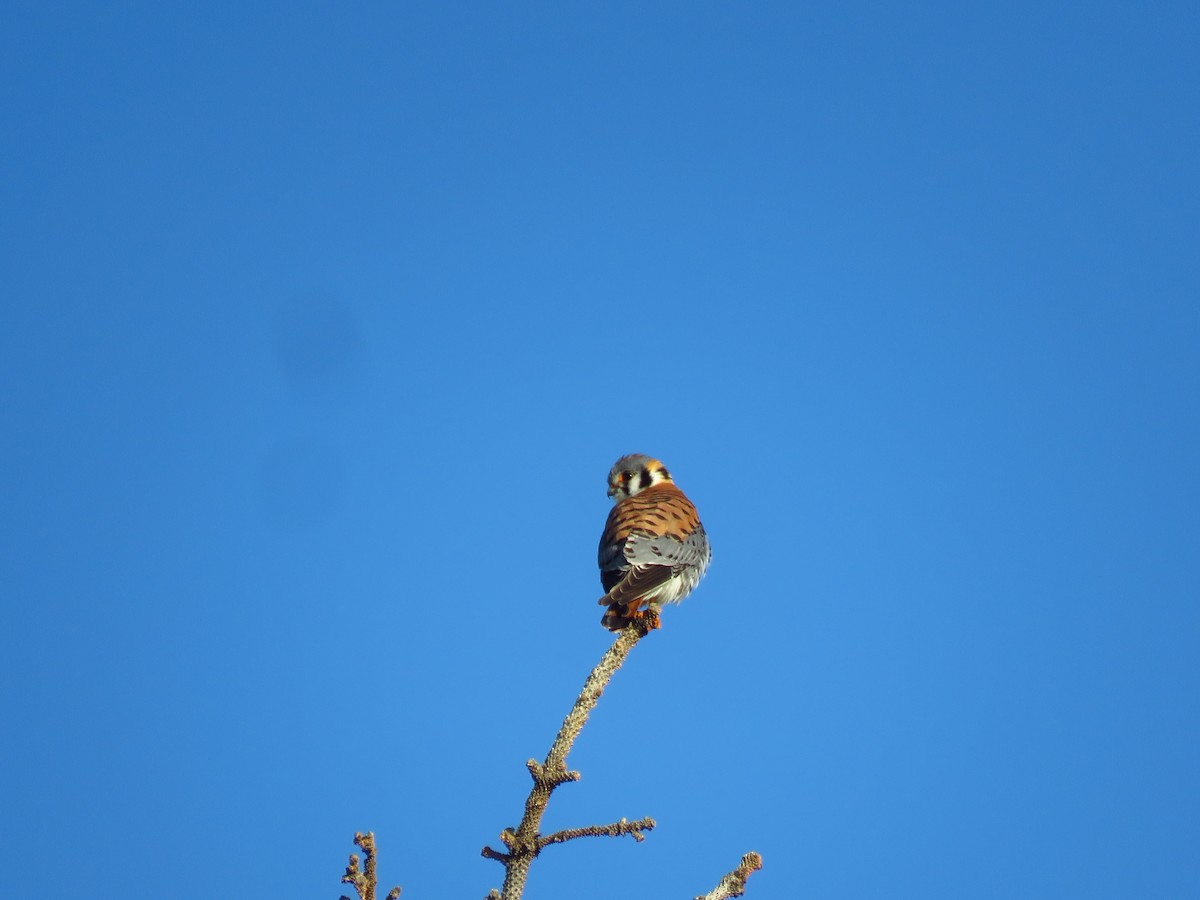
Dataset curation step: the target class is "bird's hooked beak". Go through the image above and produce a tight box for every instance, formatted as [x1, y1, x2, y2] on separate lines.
[607, 482, 618, 499]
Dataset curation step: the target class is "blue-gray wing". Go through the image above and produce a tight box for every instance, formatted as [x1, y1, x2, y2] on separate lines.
[623, 526, 711, 572]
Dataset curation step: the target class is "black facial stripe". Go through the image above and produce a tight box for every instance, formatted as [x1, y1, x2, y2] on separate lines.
[639, 468, 653, 490]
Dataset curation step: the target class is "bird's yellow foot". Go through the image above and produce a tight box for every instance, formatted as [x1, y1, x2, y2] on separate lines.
[634, 609, 661, 630]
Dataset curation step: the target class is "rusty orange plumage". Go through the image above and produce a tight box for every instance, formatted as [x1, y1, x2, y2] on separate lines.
[597, 454, 711, 631]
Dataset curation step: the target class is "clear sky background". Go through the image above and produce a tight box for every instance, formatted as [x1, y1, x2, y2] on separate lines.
[3, 3, 1198, 898]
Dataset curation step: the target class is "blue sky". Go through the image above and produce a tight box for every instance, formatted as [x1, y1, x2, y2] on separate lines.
[3, 2, 1198, 898]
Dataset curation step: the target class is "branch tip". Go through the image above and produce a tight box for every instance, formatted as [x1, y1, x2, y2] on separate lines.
[481, 845, 511, 864]
[536, 815, 658, 851]
[695, 850, 764, 900]
[340, 830, 400, 900]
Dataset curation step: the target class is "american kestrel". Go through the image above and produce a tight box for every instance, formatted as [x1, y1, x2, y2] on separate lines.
[597, 454, 711, 631]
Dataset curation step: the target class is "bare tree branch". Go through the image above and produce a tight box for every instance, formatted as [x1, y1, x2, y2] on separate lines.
[538, 815, 656, 850]
[695, 851, 764, 900]
[337, 610, 764, 900]
[481, 612, 659, 899]
[340, 831, 401, 900]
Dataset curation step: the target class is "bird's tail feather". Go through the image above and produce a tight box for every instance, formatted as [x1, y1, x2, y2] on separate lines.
[600, 598, 645, 631]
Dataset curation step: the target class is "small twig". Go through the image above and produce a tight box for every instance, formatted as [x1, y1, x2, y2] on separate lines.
[695, 851, 764, 900]
[481, 844, 510, 863]
[340, 831, 401, 900]
[537, 815, 656, 850]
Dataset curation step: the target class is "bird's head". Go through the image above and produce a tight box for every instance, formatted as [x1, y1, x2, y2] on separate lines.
[607, 454, 673, 500]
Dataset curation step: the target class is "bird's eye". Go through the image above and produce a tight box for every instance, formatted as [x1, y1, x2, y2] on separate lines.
[621, 471, 631, 482]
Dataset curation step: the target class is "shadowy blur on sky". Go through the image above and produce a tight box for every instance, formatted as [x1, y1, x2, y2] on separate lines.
[2, 3, 1198, 898]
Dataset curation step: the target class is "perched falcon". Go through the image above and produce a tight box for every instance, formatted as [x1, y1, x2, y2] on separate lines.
[597, 454, 711, 631]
